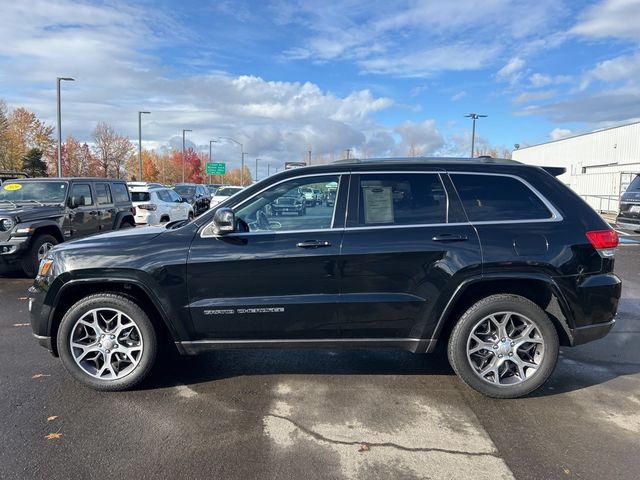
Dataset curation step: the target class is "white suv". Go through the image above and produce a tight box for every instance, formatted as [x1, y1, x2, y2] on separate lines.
[128, 183, 194, 225]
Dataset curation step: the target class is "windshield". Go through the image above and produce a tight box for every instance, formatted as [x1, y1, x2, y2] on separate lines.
[174, 185, 195, 196]
[0, 181, 68, 203]
[131, 192, 151, 202]
[215, 187, 242, 197]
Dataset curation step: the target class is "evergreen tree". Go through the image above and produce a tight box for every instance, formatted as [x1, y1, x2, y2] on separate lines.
[22, 148, 48, 177]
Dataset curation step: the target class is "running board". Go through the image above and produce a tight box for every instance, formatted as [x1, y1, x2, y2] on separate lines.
[176, 338, 435, 355]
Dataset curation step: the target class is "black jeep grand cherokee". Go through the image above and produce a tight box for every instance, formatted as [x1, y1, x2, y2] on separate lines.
[28, 158, 621, 398]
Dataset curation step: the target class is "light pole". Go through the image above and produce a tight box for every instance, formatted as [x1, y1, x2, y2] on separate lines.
[56, 77, 75, 177]
[255, 158, 262, 182]
[215, 137, 245, 186]
[182, 129, 192, 183]
[138, 111, 150, 181]
[465, 113, 487, 158]
[209, 140, 217, 184]
[267, 163, 271, 176]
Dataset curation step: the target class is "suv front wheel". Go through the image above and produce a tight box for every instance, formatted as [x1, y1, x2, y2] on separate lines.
[22, 233, 58, 277]
[57, 293, 157, 391]
[448, 294, 559, 398]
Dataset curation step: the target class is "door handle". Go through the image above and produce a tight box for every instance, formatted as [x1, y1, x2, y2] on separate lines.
[432, 233, 468, 242]
[296, 240, 332, 249]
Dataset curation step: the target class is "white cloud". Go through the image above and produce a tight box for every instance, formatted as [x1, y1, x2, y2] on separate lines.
[590, 52, 640, 83]
[513, 90, 558, 105]
[392, 120, 444, 156]
[572, 0, 640, 41]
[496, 57, 526, 84]
[549, 128, 574, 141]
[451, 91, 467, 102]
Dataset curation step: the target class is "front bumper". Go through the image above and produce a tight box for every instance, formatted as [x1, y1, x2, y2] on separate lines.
[0, 236, 29, 263]
[28, 283, 57, 355]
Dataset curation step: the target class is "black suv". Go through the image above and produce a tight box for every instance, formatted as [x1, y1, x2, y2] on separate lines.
[1, 177, 135, 276]
[616, 174, 640, 232]
[28, 158, 621, 398]
[173, 184, 210, 215]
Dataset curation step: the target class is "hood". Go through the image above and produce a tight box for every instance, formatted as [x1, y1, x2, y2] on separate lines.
[0, 203, 65, 222]
[60, 224, 168, 248]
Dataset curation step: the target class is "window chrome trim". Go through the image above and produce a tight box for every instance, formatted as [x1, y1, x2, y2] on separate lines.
[448, 171, 563, 224]
[201, 172, 345, 238]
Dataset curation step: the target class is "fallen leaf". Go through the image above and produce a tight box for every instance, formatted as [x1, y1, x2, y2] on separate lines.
[47, 416, 58, 422]
[358, 443, 370, 452]
[13, 323, 30, 327]
[18, 297, 28, 300]
[32, 374, 51, 379]
[45, 432, 62, 440]
[563, 468, 571, 475]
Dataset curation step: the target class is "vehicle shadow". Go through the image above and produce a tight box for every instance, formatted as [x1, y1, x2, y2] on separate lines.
[142, 347, 456, 390]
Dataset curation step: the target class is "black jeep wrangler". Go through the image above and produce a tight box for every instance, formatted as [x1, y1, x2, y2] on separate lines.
[0, 177, 135, 276]
[28, 158, 621, 398]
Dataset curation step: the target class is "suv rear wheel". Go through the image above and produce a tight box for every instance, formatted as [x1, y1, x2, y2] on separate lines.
[57, 293, 157, 391]
[22, 233, 58, 277]
[447, 294, 559, 398]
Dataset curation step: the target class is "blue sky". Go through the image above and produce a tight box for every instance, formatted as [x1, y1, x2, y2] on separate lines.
[1, 0, 640, 173]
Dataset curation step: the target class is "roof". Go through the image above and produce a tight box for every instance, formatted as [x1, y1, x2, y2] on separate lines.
[333, 156, 522, 166]
[8, 177, 128, 182]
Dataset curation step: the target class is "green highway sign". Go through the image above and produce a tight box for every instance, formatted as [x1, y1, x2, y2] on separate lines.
[206, 162, 226, 175]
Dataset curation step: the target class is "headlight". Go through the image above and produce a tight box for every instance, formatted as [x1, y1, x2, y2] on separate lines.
[0, 218, 15, 231]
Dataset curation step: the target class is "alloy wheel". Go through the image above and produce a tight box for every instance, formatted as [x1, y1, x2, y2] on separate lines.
[37, 242, 54, 262]
[466, 311, 545, 385]
[69, 308, 144, 380]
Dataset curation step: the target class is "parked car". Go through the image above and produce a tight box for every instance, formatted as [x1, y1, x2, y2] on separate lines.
[128, 184, 193, 225]
[173, 184, 210, 215]
[29, 158, 621, 398]
[313, 189, 324, 204]
[1, 177, 135, 276]
[300, 187, 317, 206]
[210, 186, 244, 207]
[616, 174, 640, 232]
[271, 187, 306, 215]
[325, 188, 337, 207]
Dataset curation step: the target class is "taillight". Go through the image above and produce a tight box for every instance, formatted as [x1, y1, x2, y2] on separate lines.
[138, 204, 157, 211]
[586, 229, 618, 257]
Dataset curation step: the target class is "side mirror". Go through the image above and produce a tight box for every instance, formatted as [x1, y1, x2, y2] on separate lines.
[212, 208, 235, 234]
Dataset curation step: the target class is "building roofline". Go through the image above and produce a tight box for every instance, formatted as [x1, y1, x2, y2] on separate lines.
[514, 120, 640, 152]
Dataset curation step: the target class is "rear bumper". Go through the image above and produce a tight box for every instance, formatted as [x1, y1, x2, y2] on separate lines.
[616, 219, 640, 231]
[570, 319, 616, 346]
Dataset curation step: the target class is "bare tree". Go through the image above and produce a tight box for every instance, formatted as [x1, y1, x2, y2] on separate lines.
[92, 122, 134, 178]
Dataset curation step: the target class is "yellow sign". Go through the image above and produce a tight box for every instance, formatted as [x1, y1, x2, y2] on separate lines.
[3, 183, 22, 191]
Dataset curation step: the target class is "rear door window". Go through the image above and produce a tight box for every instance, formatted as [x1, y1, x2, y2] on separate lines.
[356, 173, 447, 226]
[95, 183, 113, 205]
[69, 184, 93, 206]
[112, 183, 130, 203]
[451, 174, 553, 222]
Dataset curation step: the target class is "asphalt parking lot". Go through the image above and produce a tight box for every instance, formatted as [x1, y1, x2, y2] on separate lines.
[0, 241, 639, 480]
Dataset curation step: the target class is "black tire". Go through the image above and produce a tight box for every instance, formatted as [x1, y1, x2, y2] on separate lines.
[118, 220, 134, 229]
[160, 215, 170, 223]
[447, 294, 559, 399]
[21, 233, 58, 277]
[57, 293, 157, 391]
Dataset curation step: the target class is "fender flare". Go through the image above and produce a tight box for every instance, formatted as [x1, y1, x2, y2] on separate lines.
[113, 211, 135, 229]
[431, 272, 575, 347]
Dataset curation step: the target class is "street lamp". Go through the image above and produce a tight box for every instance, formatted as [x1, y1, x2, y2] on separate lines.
[215, 137, 245, 186]
[182, 129, 192, 183]
[267, 163, 271, 176]
[56, 77, 75, 177]
[138, 111, 150, 181]
[208, 140, 217, 184]
[255, 158, 262, 182]
[464, 113, 487, 158]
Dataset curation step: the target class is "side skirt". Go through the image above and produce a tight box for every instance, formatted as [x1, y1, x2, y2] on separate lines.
[176, 338, 435, 355]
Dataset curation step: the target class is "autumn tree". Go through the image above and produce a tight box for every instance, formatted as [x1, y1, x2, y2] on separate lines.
[125, 150, 161, 182]
[0, 104, 55, 171]
[92, 122, 134, 178]
[22, 148, 48, 177]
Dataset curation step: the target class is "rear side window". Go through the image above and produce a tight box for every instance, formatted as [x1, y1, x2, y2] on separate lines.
[131, 191, 150, 202]
[112, 183, 130, 203]
[95, 183, 112, 205]
[69, 184, 93, 206]
[156, 189, 172, 202]
[451, 174, 552, 222]
[357, 173, 447, 226]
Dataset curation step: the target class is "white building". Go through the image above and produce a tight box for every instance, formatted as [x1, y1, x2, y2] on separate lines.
[512, 122, 640, 213]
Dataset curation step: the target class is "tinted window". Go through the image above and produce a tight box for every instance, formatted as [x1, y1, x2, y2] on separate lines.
[625, 175, 640, 193]
[235, 175, 340, 232]
[112, 183, 130, 203]
[451, 174, 552, 222]
[174, 185, 195, 196]
[131, 192, 150, 202]
[156, 189, 172, 202]
[0, 181, 68, 203]
[215, 187, 243, 197]
[357, 173, 447, 226]
[95, 183, 112, 205]
[69, 184, 93, 206]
